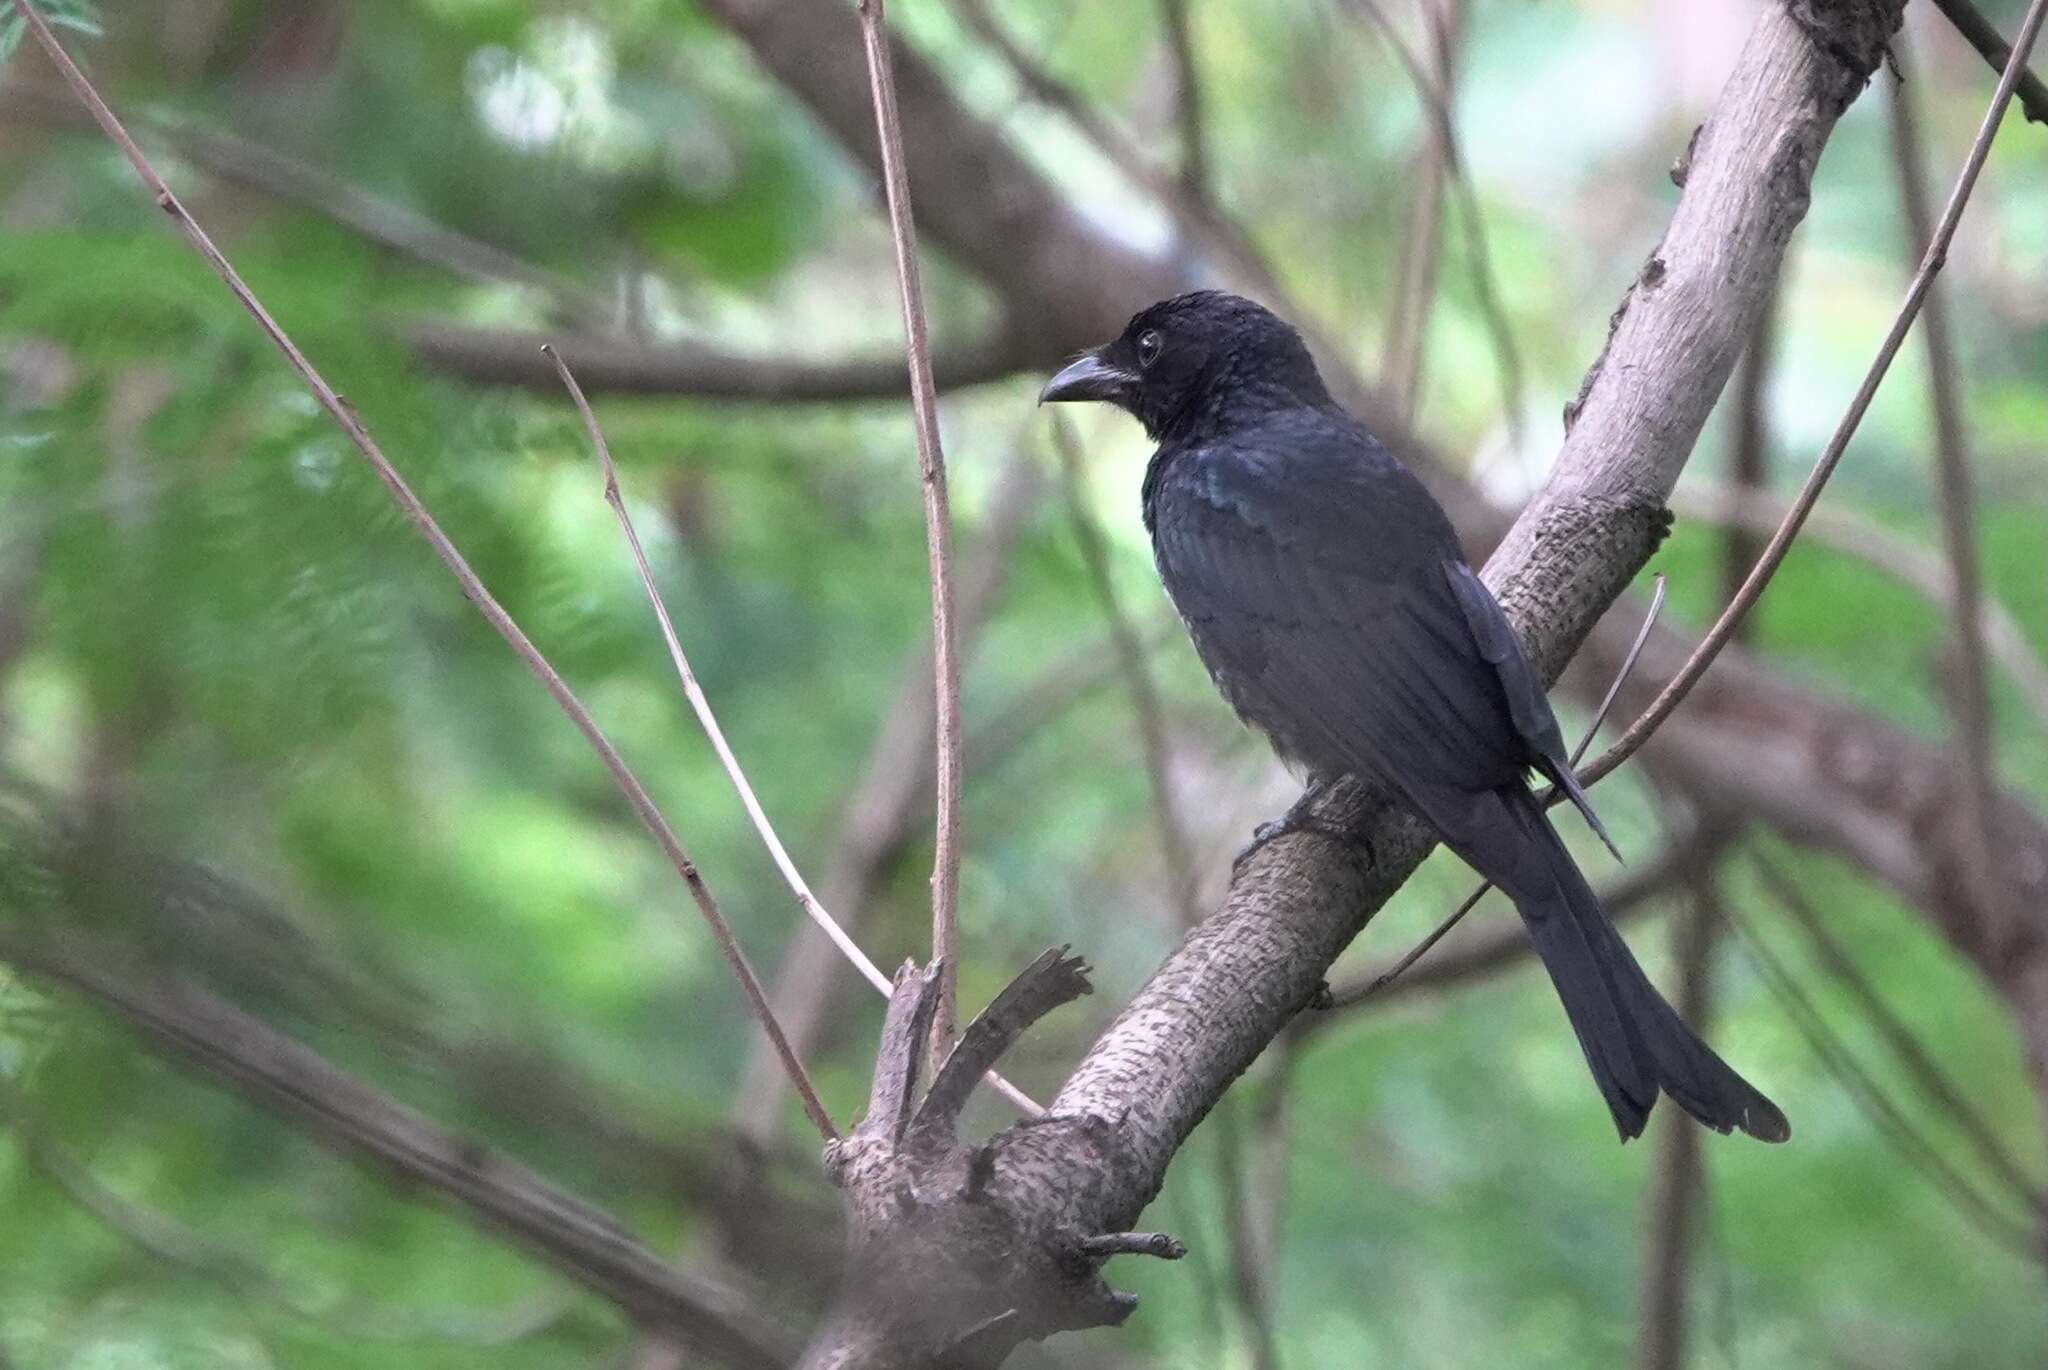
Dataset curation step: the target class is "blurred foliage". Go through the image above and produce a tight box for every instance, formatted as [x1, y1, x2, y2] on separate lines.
[1, 0, 2047, 1366]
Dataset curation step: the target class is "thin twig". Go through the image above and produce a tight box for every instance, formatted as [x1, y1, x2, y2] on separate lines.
[1887, 44, 2007, 935]
[1576, 0, 2048, 792]
[548, 348, 1043, 1122]
[1360, 574, 1667, 995]
[732, 450, 1048, 1136]
[550, 344, 890, 1006]
[1727, 903, 2045, 1262]
[1051, 416, 1203, 928]
[5, 0, 838, 1142]
[1753, 853, 2043, 1211]
[1928, 0, 2048, 126]
[856, 0, 966, 1076]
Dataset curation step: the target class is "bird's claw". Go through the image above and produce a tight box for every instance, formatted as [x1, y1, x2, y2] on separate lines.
[1233, 781, 1348, 878]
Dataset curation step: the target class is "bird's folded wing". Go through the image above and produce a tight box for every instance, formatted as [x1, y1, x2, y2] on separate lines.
[1150, 446, 1529, 792]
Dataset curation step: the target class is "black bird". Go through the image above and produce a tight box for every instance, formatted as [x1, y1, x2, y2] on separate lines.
[1041, 290, 1787, 1144]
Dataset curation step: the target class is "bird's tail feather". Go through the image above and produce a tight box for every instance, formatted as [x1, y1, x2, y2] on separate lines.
[1429, 785, 1789, 1143]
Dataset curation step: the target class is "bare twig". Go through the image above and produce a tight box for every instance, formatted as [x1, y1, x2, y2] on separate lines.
[1887, 45, 2007, 936]
[1358, 574, 1667, 996]
[1051, 416, 1203, 927]
[1927, 0, 2048, 125]
[856, 0, 966, 1075]
[548, 345, 843, 1138]
[1576, 0, 2048, 792]
[6, 0, 834, 1142]
[732, 449, 1048, 1137]
[1754, 854, 2043, 1210]
[1076, 1231, 1187, 1260]
[548, 349, 1043, 1122]
[915, 947, 1090, 1138]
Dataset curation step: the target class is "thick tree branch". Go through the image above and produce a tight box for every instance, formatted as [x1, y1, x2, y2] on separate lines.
[696, 0, 1190, 360]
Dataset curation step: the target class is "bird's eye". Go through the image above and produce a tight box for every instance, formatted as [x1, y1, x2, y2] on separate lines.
[1136, 330, 1163, 367]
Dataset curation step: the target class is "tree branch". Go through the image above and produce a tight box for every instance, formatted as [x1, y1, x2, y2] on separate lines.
[1928, 0, 2048, 125]
[697, 0, 1189, 360]
[0, 930, 791, 1368]
[855, 0, 968, 1074]
[1569, 0, 2047, 794]
[731, 448, 1048, 1138]
[1, 1079, 576, 1345]
[406, 320, 1023, 401]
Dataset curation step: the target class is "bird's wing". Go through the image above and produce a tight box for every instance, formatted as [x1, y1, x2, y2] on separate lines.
[1441, 560, 1618, 857]
[1149, 430, 1532, 792]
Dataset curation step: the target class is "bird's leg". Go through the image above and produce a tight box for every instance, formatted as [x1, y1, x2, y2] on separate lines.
[1233, 777, 1354, 877]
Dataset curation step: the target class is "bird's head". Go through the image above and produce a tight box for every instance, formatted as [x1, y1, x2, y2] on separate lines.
[1038, 291, 1327, 440]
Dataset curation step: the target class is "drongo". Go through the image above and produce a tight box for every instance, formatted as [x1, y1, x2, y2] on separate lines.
[1042, 290, 1787, 1143]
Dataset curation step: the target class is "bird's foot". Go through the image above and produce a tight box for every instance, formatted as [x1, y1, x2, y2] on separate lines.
[1232, 781, 1351, 878]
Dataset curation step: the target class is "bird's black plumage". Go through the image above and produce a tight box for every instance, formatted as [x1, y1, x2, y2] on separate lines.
[1042, 290, 1788, 1143]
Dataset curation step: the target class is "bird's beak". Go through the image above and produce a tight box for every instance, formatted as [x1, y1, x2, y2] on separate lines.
[1038, 349, 1135, 405]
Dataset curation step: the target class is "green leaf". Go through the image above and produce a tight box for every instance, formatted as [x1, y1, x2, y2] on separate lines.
[0, 0, 102, 64]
